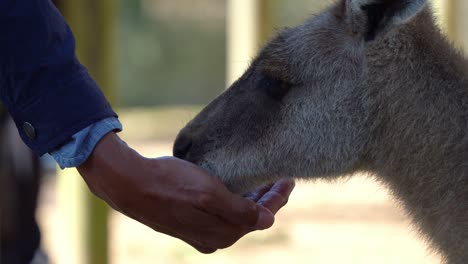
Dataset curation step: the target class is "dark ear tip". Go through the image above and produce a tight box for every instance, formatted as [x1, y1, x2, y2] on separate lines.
[352, 0, 427, 42]
[361, 2, 388, 43]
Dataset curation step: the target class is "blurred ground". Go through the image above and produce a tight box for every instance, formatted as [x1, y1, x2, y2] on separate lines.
[36, 107, 442, 264]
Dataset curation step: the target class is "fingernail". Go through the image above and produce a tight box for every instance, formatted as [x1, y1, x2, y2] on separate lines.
[254, 206, 275, 230]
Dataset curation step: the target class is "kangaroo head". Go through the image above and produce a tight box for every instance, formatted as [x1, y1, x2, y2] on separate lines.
[174, 0, 428, 193]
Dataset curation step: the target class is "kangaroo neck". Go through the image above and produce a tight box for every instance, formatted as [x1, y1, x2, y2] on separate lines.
[364, 10, 468, 263]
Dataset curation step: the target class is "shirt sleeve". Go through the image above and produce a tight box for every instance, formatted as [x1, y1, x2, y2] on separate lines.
[0, 0, 117, 155]
[50, 117, 123, 169]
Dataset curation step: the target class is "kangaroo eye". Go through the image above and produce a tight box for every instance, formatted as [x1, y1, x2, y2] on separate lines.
[257, 73, 291, 101]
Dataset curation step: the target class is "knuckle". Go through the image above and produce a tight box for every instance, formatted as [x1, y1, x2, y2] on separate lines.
[258, 191, 289, 213]
[275, 192, 288, 206]
[271, 192, 288, 205]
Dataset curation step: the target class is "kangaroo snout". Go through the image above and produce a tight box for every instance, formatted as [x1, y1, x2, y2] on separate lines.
[173, 129, 215, 166]
[173, 134, 193, 161]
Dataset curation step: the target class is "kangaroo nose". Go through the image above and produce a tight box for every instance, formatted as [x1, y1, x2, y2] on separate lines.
[173, 135, 193, 160]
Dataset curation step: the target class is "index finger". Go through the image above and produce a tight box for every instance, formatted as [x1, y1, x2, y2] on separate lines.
[256, 180, 295, 214]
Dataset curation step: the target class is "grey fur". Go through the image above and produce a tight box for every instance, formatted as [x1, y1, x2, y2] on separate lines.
[174, 0, 468, 262]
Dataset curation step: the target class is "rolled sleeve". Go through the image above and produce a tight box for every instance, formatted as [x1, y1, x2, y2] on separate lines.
[50, 117, 122, 169]
[0, 0, 117, 155]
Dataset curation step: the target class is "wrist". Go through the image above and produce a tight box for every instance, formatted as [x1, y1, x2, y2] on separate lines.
[77, 132, 147, 200]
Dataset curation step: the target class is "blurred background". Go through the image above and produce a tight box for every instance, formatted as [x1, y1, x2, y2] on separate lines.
[1, 0, 466, 263]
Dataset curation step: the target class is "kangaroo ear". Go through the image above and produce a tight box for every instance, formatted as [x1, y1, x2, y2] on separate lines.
[346, 0, 427, 41]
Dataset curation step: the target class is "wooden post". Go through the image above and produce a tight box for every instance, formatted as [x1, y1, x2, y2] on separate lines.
[258, 0, 275, 47]
[443, 0, 456, 41]
[226, 0, 275, 86]
[226, 0, 259, 86]
[56, 1, 116, 264]
[433, 0, 456, 41]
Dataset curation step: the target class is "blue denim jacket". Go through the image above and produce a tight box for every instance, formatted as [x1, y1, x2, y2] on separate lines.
[0, 0, 117, 156]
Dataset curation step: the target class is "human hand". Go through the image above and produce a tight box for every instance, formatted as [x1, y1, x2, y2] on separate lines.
[244, 180, 296, 215]
[77, 132, 295, 253]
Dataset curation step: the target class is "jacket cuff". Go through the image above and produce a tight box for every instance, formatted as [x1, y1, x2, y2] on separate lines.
[4, 62, 117, 156]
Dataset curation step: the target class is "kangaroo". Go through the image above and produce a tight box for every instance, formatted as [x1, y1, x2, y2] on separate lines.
[173, 0, 468, 262]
